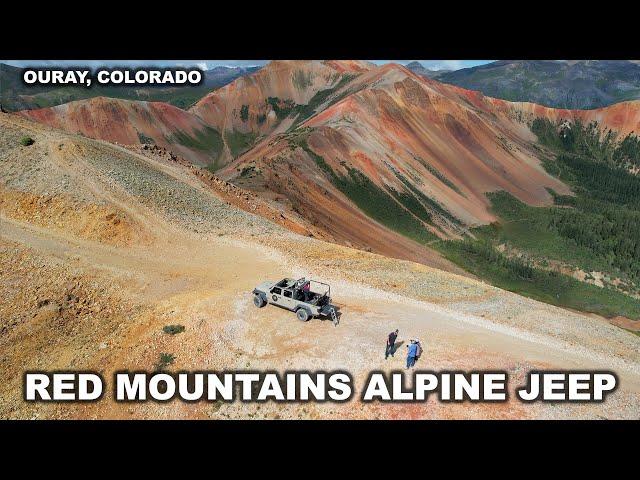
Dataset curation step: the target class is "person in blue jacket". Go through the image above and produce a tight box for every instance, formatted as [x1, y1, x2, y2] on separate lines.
[406, 340, 418, 369]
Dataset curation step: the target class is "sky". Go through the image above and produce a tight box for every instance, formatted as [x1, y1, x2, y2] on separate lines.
[1, 60, 492, 72]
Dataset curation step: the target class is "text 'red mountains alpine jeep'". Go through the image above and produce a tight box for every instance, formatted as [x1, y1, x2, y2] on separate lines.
[252, 278, 339, 325]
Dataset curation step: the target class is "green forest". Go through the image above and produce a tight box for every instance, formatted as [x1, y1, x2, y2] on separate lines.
[435, 118, 640, 319]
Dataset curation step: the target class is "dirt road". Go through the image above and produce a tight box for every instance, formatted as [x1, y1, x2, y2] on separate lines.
[3, 213, 639, 419]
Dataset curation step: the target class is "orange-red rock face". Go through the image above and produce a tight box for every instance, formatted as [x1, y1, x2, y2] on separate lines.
[228, 64, 575, 226]
[495, 98, 640, 136]
[189, 60, 372, 144]
[19, 97, 216, 165]
[217, 63, 640, 260]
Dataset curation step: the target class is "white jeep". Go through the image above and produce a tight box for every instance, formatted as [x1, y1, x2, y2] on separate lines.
[252, 277, 339, 325]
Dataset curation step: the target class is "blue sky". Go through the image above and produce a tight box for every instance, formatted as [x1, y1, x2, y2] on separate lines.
[1, 60, 492, 72]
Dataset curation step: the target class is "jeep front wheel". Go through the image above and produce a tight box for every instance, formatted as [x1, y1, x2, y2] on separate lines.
[253, 294, 266, 308]
[296, 308, 310, 322]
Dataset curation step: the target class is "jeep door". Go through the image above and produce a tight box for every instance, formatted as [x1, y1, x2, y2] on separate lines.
[269, 286, 283, 305]
[282, 289, 296, 310]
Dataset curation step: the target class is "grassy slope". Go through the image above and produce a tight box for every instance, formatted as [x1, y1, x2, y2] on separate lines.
[434, 118, 640, 320]
[289, 131, 437, 244]
[436, 239, 640, 319]
[434, 192, 640, 319]
[167, 126, 224, 167]
[225, 130, 258, 159]
[474, 192, 620, 277]
[288, 74, 359, 130]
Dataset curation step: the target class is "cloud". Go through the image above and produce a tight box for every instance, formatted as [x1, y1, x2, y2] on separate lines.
[425, 60, 465, 71]
[196, 62, 208, 70]
[441, 60, 465, 70]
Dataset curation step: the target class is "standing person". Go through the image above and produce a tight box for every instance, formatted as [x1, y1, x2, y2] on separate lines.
[385, 329, 399, 359]
[406, 340, 418, 369]
[414, 339, 423, 364]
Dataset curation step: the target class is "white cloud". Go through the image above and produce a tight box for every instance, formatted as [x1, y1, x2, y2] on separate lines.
[429, 60, 465, 71]
[196, 62, 208, 70]
[444, 60, 465, 70]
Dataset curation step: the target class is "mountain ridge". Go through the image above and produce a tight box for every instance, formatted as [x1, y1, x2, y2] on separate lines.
[413, 60, 640, 109]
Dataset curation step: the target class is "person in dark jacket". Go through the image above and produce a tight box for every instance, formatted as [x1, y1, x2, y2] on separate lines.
[385, 329, 399, 359]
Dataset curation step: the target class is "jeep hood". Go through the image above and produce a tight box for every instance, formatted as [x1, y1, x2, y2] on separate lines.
[255, 281, 275, 293]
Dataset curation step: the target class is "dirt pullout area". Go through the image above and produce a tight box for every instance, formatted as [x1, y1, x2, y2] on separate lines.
[2, 113, 639, 420]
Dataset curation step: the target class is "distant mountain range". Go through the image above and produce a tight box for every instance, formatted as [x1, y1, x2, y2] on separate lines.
[406, 60, 640, 109]
[0, 63, 260, 111]
[6, 60, 640, 112]
[404, 61, 450, 78]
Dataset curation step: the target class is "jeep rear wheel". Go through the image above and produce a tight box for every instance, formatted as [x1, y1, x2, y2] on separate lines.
[253, 294, 266, 308]
[296, 308, 310, 322]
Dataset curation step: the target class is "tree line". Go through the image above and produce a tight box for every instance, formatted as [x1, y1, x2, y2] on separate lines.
[532, 117, 640, 281]
[531, 117, 640, 170]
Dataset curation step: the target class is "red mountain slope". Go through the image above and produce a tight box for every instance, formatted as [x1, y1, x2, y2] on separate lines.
[189, 60, 374, 164]
[219, 63, 640, 260]
[19, 97, 219, 165]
